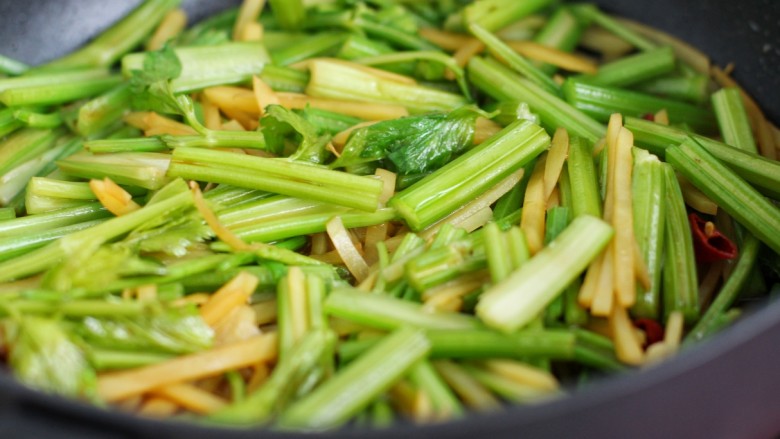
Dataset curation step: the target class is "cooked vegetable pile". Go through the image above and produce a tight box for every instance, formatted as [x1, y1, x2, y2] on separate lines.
[0, 0, 778, 431]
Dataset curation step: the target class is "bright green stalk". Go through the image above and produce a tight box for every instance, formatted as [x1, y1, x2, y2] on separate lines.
[477, 215, 613, 332]
[469, 23, 560, 96]
[631, 150, 666, 319]
[0, 69, 112, 94]
[426, 329, 577, 361]
[533, 7, 586, 74]
[0, 181, 191, 282]
[686, 234, 761, 343]
[0, 108, 24, 138]
[233, 208, 397, 243]
[325, 287, 481, 331]
[458, 0, 556, 32]
[390, 119, 549, 231]
[562, 79, 717, 134]
[162, 131, 266, 150]
[40, 0, 181, 71]
[0, 134, 76, 206]
[306, 59, 467, 114]
[468, 57, 605, 144]
[666, 140, 780, 255]
[0, 53, 29, 75]
[661, 164, 699, 324]
[355, 51, 472, 100]
[25, 178, 103, 214]
[260, 64, 309, 93]
[168, 147, 383, 212]
[409, 360, 464, 418]
[57, 152, 171, 190]
[12, 110, 63, 129]
[624, 116, 780, 199]
[76, 84, 132, 137]
[352, 17, 438, 52]
[633, 75, 710, 104]
[210, 330, 336, 426]
[269, 0, 306, 30]
[566, 136, 601, 218]
[0, 219, 107, 263]
[484, 222, 512, 283]
[0, 75, 122, 107]
[0, 128, 64, 176]
[84, 138, 167, 154]
[712, 87, 758, 153]
[0, 208, 15, 220]
[270, 33, 346, 66]
[278, 327, 430, 430]
[0, 202, 108, 239]
[572, 4, 657, 51]
[576, 47, 676, 87]
[122, 42, 270, 93]
[542, 207, 571, 324]
[89, 350, 173, 371]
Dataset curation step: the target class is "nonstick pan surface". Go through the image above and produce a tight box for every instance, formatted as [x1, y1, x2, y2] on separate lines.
[0, 1, 778, 438]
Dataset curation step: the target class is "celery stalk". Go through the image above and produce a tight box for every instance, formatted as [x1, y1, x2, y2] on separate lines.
[477, 215, 613, 332]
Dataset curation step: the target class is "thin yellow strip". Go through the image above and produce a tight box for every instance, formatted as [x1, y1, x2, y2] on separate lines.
[233, 0, 266, 41]
[199, 271, 259, 327]
[146, 9, 187, 51]
[152, 383, 228, 415]
[326, 216, 370, 282]
[543, 128, 569, 202]
[612, 127, 635, 307]
[609, 304, 644, 366]
[98, 333, 277, 402]
[507, 41, 598, 74]
[252, 75, 280, 116]
[521, 155, 547, 254]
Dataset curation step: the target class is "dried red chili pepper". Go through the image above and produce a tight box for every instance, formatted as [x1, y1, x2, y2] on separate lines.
[689, 213, 738, 264]
[642, 113, 656, 121]
[633, 318, 664, 349]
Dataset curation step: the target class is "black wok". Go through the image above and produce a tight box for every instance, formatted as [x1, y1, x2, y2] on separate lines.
[0, 1, 778, 438]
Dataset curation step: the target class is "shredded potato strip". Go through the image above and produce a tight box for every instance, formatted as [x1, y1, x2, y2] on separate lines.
[326, 216, 370, 282]
[90, 177, 141, 216]
[521, 155, 547, 255]
[612, 127, 635, 307]
[146, 9, 187, 51]
[190, 181, 253, 251]
[233, 0, 265, 41]
[137, 397, 179, 418]
[200, 95, 223, 130]
[482, 360, 559, 391]
[199, 271, 259, 327]
[507, 41, 598, 74]
[152, 383, 228, 415]
[474, 117, 503, 145]
[98, 333, 278, 402]
[252, 75, 279, 116]
[609, 302, 644, 365]
[544, 128, 569, 202]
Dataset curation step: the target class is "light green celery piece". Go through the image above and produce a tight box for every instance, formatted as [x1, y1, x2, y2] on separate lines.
[0, 75, 122, 107]
[390, 119, 549, 231]
[566, 136, 601, 218]
[233, 208, 397, 243]
[0, 207, 15, 220]
[8, 317, 96, 398]
[0, 181, 192, 282]
[409, 360, 464, 418]
[468, 57, 605, 144]
[660, 163, 699, 323]
[268, 0, 306, 30]
[0, 53, 29, 75]
[712, 87, 758, 154]
[76, 84, 132, 137]
[0, 136, 78, 205]
[0, 202, 108, 239]
[0, 69, 112, 94]
[41, 0, 181, 71]
[630, 149, 666, 319]
[305, 59, 467, 114]
[278, 327, 430, 430]
[325, 287, 481, 331]
[572, 4, 657, 52]
[575, 46, 676, 87]
[0, 128, 64, 176]
[12, 109, 63, 129]
[122, 42, 270, 93]
[469, 23, 560, 96]
[90, 350, 173, 371]
[0, 219, 107, 263]
[460, 0, 555, 32]
[624, 116, 780, 199]
[666, 140, 780, 255]
[168, 147, 383, 212]
[57, 152, 171, 190]
[477, 216, 613, 333]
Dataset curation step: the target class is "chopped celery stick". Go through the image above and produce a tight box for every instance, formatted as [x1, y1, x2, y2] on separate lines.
[278, 327, 430, 430]
[57, 152, 171, 190]
[477, 216, 613, 332]
[122, 42, 270, 93]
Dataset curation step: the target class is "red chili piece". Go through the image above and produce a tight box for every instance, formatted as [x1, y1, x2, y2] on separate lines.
[642, 113, 656, 121]
[633, 318, 664, 349]
[689, 213, 738, 264]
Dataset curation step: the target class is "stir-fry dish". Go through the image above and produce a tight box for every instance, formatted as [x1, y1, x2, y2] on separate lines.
[0, 0, 778, 431]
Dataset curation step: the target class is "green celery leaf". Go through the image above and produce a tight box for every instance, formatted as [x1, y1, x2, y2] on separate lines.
[123, 210, 212, 257]
[333, 106, 482, 174]
[129, 44, 183, 115]
[7, 317, 97, 398]
[261, 104, 331, 163]
[73, 304, 213, 354]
